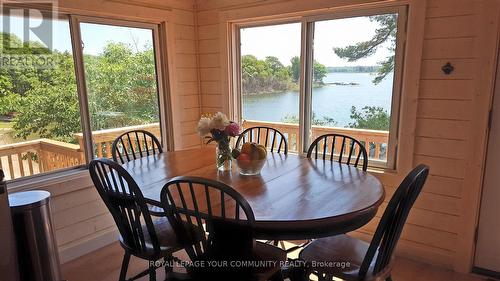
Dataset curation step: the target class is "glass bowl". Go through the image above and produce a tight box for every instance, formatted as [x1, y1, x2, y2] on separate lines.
[236, 158, 266, 176]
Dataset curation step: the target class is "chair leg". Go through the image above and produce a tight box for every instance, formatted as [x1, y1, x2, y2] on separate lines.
[284, 264, 307, 281]
[149, 264, 156, 281]
[302, 268, 311, 281]
[317, 272, 333, 281]
[270, 270, 284, 281]
[119, 252, 131, 281]
[164, 256, 173, 277]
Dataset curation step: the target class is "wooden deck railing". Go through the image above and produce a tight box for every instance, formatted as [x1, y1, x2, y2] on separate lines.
[73, 123, 161, 159]
[0, 123, 160, 181]
[0, 120, 385, 180]
[242, 120, 389, 160]
[0, 139, 83, 180]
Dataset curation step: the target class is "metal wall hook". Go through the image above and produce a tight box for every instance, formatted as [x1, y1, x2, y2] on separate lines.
[442, 62, 454, 75]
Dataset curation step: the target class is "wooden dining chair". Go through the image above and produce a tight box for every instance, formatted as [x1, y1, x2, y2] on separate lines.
[236, 127, 292, 250]
[307, 134, 368, 171]
[160, 176, 286, 281]
[236, 126, 288, 154]
[89, 158, 181, 281]
[112, 130, 163, 164]
[297, 164, 429, 281]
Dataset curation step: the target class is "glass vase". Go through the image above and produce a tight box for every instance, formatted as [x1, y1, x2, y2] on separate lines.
[216, 143, 232, 171]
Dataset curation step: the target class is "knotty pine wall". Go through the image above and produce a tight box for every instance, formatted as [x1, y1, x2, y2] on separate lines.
[21, 0, 202, 262]
[22, 0, 500, 273]
[195, 0, 500, 273]
[58, 0, 202, 149]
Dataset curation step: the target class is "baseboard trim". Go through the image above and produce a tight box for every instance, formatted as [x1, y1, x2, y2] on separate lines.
[472, 266, 500, 279]
[59, 227, 119, 264]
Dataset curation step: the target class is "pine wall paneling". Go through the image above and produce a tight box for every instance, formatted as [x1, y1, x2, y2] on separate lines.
[13, 0, 201, 262]
[10, 0, 500, 272]
[194, 0, 500, 273]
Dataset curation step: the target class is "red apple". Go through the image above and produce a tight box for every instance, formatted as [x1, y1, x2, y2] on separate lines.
[238, 153, 250, 162]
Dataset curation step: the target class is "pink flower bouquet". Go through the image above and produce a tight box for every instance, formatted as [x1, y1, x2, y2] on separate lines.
[197, 112, 240, 170]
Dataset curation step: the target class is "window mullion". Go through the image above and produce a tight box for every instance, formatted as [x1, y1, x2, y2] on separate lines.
[153, 23, 174, 152]
[232, 25, 242, 124]
[386, 7, 408, 170]
[69, 15, 94, 163]
[299, 20, 314, 154]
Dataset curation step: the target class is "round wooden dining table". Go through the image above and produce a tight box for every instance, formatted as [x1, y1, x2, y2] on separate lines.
[122, 147, 385, 240]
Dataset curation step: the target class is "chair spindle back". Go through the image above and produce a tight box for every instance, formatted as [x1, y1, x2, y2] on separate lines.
[160, 176, 255, 261]
[112, 130, 162, 164]
[307, 134, 368, 171]
[236, 126, 288, 154]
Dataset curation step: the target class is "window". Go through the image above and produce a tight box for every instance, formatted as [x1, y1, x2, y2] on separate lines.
[235, 7, 406, 168]
[0, 14, 83, 180]
[79, 21, 162, 158]
[0, 7, 168, 181]
[309, 13, 402, 168]
[240, 23, 301, 151]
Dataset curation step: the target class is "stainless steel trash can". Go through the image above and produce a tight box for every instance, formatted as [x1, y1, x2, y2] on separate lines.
[9, 191, 62, 281]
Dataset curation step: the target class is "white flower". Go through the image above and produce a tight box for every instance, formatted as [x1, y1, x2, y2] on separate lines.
[210, 112, 230, 130]
[196, 117, 212, 136]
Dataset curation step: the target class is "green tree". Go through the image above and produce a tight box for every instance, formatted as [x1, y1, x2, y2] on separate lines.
[241, 55, 293, 94]
[240, 55, 327, 94]
[265, 56, 290, 80]
[0, 33, 160, 143]
[289, 56, 300, 82]
[290, 56, 327, 84]
[349, 106, 390, 130]
[265, 56, 284, 74]
[12, 79, 80, 143]
[333, 14, 397, 84]
[0, 33, 54, 100]
[313, 61, 328, 84]
[85, 42, 159, 130]
[1, 33, 80, 142]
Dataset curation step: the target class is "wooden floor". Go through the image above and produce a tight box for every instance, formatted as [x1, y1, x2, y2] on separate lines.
[61, 242, 495, 281]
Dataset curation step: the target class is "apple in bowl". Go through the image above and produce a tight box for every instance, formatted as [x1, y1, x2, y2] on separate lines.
[233, 142, 267, 175]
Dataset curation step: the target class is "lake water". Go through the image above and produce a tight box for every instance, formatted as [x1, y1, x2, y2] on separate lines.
[242, 72, 394, 127]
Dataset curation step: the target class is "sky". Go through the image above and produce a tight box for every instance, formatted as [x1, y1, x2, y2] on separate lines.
[79, 22, 153, 55]
[241, 15, 395, 67]
[2, 13, 394, 66]
[0, 14, 153, 55]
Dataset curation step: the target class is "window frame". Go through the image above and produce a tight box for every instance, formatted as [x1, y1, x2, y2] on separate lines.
[1, 8, 173, 184]
[231, 5, 408, 170]
[70, 15, 170, 161]
[230, 17, 302, 124]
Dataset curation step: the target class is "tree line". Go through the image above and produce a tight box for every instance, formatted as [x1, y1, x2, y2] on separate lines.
[0, 32, 158, 143]
[241, 55, 327, 95]
[326, 66, 380, 73]
[1, 12, 396, 143]
[282, 106, 390, 131]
